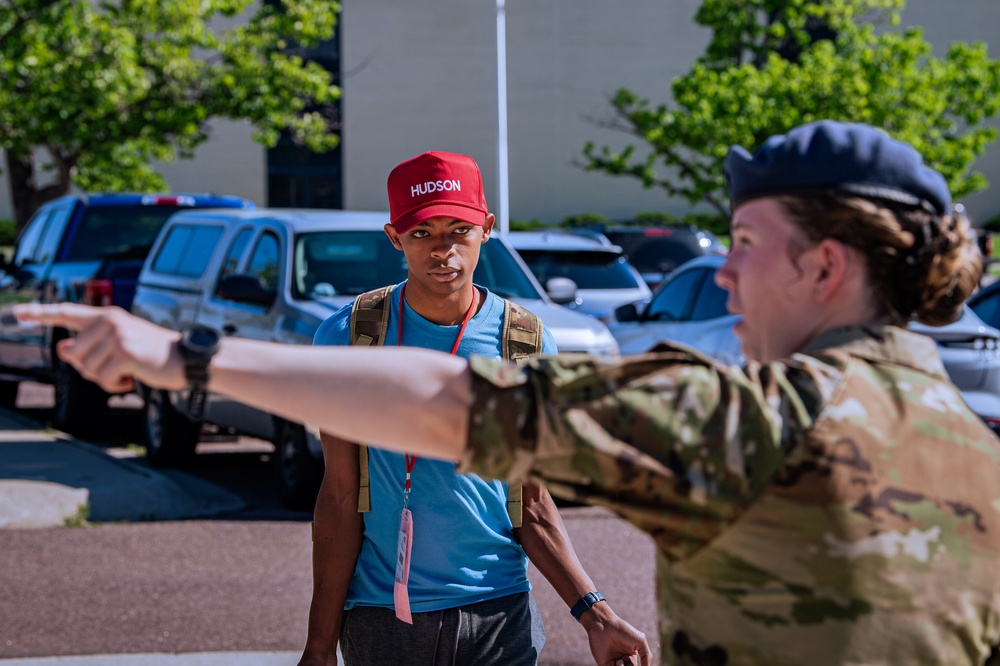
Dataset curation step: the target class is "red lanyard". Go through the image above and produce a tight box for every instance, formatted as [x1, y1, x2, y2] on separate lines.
[398, 281, 477, 496]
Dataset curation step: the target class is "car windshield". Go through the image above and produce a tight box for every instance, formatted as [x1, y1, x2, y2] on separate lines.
[63, 206, 186, 261]
[515, 249, 641, 289]
[292, 231, 543, 300]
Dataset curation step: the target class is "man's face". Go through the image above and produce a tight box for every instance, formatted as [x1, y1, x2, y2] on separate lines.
[715, 198, 817, 363]
[384, 215, 494, 297]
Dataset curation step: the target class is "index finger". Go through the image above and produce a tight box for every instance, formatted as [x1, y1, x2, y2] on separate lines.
[11, 303, 104, 331]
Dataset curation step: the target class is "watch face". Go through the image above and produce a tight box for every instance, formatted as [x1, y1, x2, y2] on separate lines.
[184, 326, 221, 353]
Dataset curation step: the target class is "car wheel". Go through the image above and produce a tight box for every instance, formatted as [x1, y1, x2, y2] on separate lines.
[53, 357, 108, 438]
[273, 419, 323, 510]
[0, 379, 19, 409]
[143, 387, 200, 468]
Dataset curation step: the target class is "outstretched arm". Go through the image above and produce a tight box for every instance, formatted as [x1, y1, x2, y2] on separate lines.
[516, 484, 652, 666]
[14, 304, 470, 461]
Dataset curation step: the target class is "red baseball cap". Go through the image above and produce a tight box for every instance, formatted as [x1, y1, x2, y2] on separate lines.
[387, 151, 490, 233]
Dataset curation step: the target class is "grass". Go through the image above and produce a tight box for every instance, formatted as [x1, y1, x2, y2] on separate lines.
[63, 502, 91, 528]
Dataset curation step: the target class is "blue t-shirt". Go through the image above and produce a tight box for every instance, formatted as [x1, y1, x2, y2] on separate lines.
[313, 281, 557, 612]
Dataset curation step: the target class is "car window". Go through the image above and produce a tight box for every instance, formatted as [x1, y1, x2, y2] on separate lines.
[13, 207, 54, 266]
[246, 232, 281, 292]
[515, 249, 640, 289]
[218, 228, 254, 285]
[688, 270, 730, 321]
[150, 224, 225, 277]
[293, 230, 407, 298]
[63, 205, 184, 261]
[32, 204, 72, 264]
[475, 240, 544, 300]
[646, 267, 703, 321]
[970, 286, 1000, 329]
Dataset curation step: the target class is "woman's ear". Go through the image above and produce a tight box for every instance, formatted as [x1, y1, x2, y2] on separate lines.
[812, 238, 853, 302]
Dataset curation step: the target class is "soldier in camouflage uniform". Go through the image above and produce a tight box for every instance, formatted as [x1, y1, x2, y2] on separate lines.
[19, 120, 1000, 665]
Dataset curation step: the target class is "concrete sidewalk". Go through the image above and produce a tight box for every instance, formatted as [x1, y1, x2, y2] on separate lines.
[0, 409, 245, 528]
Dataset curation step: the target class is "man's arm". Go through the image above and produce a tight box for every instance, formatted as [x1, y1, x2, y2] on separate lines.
[515, 483, 652, 666]
[297, 434, 364, 666]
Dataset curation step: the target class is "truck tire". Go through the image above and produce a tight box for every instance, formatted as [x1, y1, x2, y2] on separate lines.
[0, 380, 19, 408]
[53, 358, 109, 438]
[143, 388, 200, 468]
[273, 419, 323, 510]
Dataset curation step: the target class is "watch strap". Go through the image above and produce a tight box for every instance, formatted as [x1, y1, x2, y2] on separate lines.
[570, 591, 606, 622]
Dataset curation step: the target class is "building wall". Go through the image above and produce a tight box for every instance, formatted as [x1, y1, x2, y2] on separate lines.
[2, 1, 997, 226]
[341, 0, 1000, 225]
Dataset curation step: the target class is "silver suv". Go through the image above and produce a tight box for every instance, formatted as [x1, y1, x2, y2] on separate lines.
[130, 209, 619, 508]
[506, 230, 652, 323]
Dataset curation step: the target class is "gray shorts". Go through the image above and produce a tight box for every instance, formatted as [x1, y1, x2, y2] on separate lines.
[340, 591, 545, 666]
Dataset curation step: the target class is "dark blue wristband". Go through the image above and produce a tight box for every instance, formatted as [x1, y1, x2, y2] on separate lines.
[570, 591, 606, 622]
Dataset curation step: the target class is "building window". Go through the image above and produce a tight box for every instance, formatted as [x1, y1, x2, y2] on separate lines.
[266, 9, 342, 209]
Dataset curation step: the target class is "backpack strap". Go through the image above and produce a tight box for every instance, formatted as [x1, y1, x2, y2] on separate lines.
[502, 299, 544, 363]
[349, 286, 394, 513]
[501, 299, 543, 527]
[350, 288, 545, 528]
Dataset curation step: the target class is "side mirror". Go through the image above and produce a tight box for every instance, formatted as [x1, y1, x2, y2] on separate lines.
[614, 303, 639, 323]
[545, 277, 577, 305]
[217, 274, 276, 308]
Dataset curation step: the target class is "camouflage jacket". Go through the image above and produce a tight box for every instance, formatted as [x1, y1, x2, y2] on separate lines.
[459, 325, 1000, 665]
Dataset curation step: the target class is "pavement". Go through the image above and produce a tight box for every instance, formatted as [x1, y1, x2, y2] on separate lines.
[0, 398, 660, 665]
[0, 406, 292, 665]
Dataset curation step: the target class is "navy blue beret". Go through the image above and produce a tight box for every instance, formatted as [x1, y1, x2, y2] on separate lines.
[724, 120, 951, 216]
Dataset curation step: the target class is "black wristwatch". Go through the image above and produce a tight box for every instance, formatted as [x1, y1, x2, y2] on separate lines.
[177, 325, 222, 419]
[570, 591, 606, 622]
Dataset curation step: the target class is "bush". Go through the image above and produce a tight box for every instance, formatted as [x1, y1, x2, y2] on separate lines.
[0, 219, 15, 246]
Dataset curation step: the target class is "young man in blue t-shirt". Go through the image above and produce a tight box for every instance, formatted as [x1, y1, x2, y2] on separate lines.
[298, 151, 648, 666]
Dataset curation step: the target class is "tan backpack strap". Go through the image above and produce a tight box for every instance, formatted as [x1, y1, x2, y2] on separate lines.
[506, 483, 523, 528]
[501, 298, 544, 528]
[502, 299, 544, 362]
[349, 285, 395, 512]
[357, 444, 371, 513]
[350, 285, 395, 347]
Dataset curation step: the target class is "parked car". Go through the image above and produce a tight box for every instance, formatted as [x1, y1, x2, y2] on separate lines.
[130, 208, 620, 508]
[506, 230, 651, 322]
[0, 192, 254, 435]
[590, 224, 728, 289]
[969, 277, 1000, 328]
[609, 255, 744, 365]
[614, 254, 1000, 435]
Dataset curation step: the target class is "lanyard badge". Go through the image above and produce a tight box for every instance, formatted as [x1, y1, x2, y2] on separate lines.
[392, 282, 477, 624]
[394, 507, 414, 624]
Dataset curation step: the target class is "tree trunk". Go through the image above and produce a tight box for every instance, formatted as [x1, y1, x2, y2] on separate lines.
[5, 148, 71, 233]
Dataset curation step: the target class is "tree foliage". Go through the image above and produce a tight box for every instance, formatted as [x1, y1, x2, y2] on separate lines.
[0, 0, 340, 228]
[583, 0, 1000, 220]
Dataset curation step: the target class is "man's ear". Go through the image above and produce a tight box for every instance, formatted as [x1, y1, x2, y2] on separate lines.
[813, 238, 852, 302]
[480, 214, 496, 243]
[384, 223, 403, 251]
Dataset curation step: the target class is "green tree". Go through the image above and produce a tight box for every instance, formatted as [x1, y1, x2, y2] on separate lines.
[0, 0, 340, 229]
[583, 0, 1000, 220]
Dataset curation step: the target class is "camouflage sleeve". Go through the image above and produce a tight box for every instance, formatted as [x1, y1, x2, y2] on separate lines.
[458, 349, 814, 559]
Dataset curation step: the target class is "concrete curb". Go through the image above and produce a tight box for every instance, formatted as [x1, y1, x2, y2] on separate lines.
[0, 411, 246, 528]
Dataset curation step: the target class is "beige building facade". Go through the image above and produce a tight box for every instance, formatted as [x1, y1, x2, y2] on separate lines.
[2, 0, 998, 226]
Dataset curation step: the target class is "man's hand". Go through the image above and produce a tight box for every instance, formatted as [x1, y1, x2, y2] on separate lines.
[581, 601, 653, 666]
[12, 303, 185, 394]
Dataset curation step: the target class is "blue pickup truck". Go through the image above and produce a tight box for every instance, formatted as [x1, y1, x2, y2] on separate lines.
[0, 192, 254, 436]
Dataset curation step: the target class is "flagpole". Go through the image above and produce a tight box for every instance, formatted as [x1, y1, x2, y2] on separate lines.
[496, 0, 510, 234]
